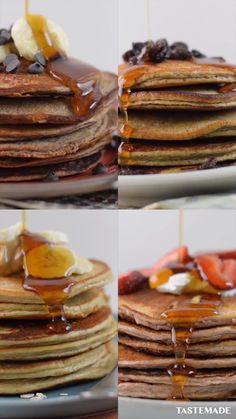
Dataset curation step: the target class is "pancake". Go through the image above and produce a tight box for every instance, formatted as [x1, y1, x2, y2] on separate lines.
[119, 368, 236, 400]
[0, 259, 112, 304]
[0, 307, 113, 347]
[124, 86, 236, 111]
[0, 319, 116, 361]
[119, 344, 236, 370]
[0, 82, 116, 141]
[119, 334, 236, 357]
[0, 343, 117, 394]
[119, 110, 236, 141]
[119, 320, 236, 343]
[0, 72, 117, 126]
[0, 151, 103, 182]
[0, 288, 108, 319]
[119, 60, 236, 90]
[119, 287, 236, 329]
[0, 343, 109, 380]
[0, 58, 100, 97]
[0, 112, 114, 160]
[118, 138, 236, 167]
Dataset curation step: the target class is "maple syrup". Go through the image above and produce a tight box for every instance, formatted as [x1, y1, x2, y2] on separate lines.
[20, 210, 75, 333]
[24, 1, 100, 118]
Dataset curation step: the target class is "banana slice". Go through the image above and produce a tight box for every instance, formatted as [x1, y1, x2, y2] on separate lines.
[25, 244, 76, 279]
[74, 255, 93, 275]
[0, 44, 11, 64]
[11, 17, 69, 61]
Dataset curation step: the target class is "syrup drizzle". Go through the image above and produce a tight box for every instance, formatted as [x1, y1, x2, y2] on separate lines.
[162, 294, 220, 400]
[20, 210, 74, 333]
[24, 0, 100, 119]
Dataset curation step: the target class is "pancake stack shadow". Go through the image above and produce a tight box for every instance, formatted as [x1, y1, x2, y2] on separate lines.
[0, 259, 117, 394]
[0, 58, 117, 182]
[118, 287, 236, 400]
[118, 59, 236, 174]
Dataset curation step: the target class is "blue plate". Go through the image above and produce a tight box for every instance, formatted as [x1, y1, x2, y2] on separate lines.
[0, 369, 117, 419]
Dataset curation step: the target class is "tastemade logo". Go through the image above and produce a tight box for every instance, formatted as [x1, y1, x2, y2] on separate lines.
[176, 407, 231, 415]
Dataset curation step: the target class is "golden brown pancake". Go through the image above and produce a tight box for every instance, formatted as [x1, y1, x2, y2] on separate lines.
[119, 60, 236, 90]
[0, 288, 109, 319]
[119, 344, 236, 369]
[119, 287, 236, 329]
[0, 259, 112, 304]
[119, 110, 236, 141]
[124, 86, 236, 111]
[0, 342, 117, 394]
[0, 307, 113, 346]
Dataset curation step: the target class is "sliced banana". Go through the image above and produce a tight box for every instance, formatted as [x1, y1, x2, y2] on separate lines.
[0, 44, 11, 64]
[11, 17, 69, 61]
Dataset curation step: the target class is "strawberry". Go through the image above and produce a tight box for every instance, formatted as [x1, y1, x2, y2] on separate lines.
[118, 271, 147, 295]
[146, 246, 190, 276]
[196, 255, 235, 290]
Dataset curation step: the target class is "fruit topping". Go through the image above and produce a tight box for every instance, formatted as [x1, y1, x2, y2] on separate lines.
[197, 255, 236, 290]
[118, 271, 147, 295]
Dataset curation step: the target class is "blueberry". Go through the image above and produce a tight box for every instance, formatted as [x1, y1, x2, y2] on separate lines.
[28, 62, 44, 74]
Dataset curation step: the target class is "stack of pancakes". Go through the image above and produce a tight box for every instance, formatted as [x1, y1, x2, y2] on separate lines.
[0, 59, 117, 182]
[118, 60, 236, 173]
[118, 287, 236, 400]
[0, 259, 117, 394]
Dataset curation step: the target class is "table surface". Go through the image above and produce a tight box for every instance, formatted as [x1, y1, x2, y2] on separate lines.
[44, 409, 117, 419]
[0, 190, 118, 210]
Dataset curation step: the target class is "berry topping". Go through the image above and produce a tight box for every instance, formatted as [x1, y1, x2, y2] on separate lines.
[118, 271, 147, 295]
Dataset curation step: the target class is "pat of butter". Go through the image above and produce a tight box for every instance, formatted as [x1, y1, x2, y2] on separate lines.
[157, 272, 191, 295]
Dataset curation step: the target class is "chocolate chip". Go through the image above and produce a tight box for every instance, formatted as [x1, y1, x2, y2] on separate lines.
[148, 39, 170, 63]
[43, 172, 59, 182]
[92, 163, 108, 175]
[0, 29, 12, 45]
[3, 53, 18, 67]
[122, 49, 135, 63]
[191, 49, 206, 58]
[5, 57, 20, 73]
[35, 52, 46, 66]
[132, 42, 145, 55]
[28, 62, 44, 74]
[170, 44, 192, 60]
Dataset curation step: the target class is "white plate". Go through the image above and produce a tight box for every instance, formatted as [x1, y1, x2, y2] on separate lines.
[119, 397, 236, 419]
[0, 369, 117, 419]
[119, 166, 236, 208]
[0, 172, 117, 199]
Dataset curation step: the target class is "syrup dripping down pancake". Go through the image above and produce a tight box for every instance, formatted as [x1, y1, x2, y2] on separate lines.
[0, 259, 112, 304]
[118, 110, 236, 141]
[119, 60, 236, 90]
[119, 287, 236, 329]
[119, 344, 236, 370]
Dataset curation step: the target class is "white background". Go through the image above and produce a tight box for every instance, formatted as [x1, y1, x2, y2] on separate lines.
[0, 210, 117, 309]
[119, 210, 236, 272]
[0, 0, 118, 73]
[119, 0, 236, 63]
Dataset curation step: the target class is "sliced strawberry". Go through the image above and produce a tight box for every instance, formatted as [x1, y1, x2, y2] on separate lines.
[118, 271, 147, 295]
[196, 255, 234, 290]
[146, 246, 190, 276]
